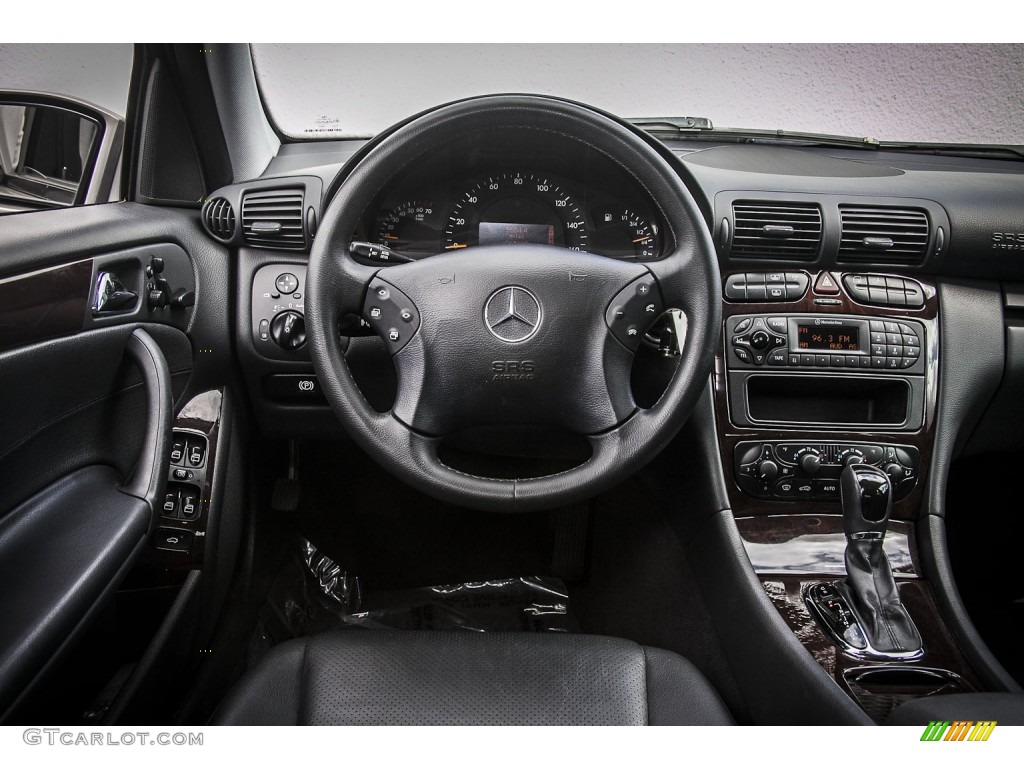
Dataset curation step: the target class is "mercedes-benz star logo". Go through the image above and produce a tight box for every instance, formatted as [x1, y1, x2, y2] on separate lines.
[484, 286, 542, 343]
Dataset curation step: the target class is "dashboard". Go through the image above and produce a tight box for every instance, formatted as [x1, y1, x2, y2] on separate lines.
[202, 118, 1024, 708]
[211, 127, 1024, 457]
[350, 128, 669, 261]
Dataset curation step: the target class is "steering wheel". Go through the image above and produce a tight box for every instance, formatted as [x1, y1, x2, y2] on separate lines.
[306, 95, 721, 512]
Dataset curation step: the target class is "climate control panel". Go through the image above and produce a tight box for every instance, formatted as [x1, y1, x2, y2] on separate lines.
[734, 441, 920, 502]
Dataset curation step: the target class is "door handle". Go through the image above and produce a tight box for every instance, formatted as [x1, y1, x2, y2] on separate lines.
[92, 271, 138, 314]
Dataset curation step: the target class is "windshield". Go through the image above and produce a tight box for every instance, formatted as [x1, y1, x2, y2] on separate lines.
[251, 43, 1024, 146]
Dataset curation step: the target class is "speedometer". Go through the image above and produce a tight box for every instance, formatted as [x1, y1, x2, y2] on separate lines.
[443, 172, 589, 253]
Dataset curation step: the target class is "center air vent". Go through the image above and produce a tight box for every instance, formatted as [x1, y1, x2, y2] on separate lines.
[201, 197, 235, 241]
[838, 206, 929, 265]
[730, 201, 822, 261]
[241, 188, 305, 249]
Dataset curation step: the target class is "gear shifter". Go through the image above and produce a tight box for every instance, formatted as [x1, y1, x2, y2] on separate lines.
[806, 464, 923, 659]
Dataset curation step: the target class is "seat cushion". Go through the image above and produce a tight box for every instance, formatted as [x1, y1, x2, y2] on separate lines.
[213, 631, 733, 725]
[886, 693, 1024, 726]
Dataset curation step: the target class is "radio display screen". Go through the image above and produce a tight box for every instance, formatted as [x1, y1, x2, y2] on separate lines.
[797, 323, 861, 352]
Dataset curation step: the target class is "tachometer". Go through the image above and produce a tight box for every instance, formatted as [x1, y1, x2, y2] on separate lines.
[443, 172, 588, 253]
[374, 200, 441, 257]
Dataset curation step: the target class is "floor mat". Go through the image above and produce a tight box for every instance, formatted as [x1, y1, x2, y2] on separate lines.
[250, 538, 578, 664]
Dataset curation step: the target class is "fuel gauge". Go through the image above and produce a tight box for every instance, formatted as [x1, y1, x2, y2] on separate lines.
[590, 207, 659, 259]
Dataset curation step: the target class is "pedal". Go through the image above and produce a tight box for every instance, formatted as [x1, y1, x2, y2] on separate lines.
[270, 478, 301, 512]
[549, 503, 589, 582]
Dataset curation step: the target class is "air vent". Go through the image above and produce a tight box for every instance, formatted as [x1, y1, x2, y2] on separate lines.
[241, 188, 305, 249]
[201, 197, 236, 241]
[730, 202, 822, 261]
[838, 206, 929, 265]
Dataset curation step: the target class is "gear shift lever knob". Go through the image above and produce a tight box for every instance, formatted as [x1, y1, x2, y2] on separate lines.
[840, 464, 892, 540]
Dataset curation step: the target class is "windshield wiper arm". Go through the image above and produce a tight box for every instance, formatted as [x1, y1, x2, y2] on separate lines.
[630, 116, 715, 132]
[631, 118, 1024, 160]
[877, 141, 1024, 160]
[631, 118, 883, 149]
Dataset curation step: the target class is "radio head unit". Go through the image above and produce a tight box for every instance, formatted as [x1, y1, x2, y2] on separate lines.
[727, 314, 924, 374]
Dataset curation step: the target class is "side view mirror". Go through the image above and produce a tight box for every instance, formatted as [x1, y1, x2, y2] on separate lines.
[0, 91, 123, 215]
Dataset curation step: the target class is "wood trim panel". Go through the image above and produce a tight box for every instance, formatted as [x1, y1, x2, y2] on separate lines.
[0, 259, 92, 351]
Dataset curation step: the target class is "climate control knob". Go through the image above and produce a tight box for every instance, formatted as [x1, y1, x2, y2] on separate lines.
[885, 463, 905, 482]
[799, 451, 822, 476]
[270, 310, 306, 350]
[841, 450, 866, 468]
[757, 460, 779, 481]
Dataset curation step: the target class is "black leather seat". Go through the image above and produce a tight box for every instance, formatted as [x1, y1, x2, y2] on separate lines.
[213, 631, 733, 725]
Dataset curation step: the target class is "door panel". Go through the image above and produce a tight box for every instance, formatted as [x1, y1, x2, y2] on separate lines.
[0, 202, 232, 722]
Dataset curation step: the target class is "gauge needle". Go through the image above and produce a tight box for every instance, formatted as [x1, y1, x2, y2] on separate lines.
[633, 236, 651, 243]
[382, 234, 399, 240]
[445, 243, 468, 249]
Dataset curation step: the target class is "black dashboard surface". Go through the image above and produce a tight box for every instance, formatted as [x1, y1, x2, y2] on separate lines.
[256, 137, 1024, 281]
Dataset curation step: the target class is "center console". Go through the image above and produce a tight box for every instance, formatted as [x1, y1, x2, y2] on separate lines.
[716, 269, 937, 520]
[717, 268, 984, 722]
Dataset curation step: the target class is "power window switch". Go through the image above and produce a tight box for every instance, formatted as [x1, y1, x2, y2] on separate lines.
[181, 493, 198, 520]
[187, 439, 206, 467]
[162, 490, 180, 517]
[170, 438, 185, 465]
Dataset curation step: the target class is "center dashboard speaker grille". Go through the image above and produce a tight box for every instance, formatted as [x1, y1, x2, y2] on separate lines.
[730, 201, 823, 261]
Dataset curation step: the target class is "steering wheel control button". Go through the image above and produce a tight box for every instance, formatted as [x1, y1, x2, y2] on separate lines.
[484, 286, 543, 343]
[275, 273, 299, 294]
[364, 279, 420, 353]
[605, 276, 664, 351]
